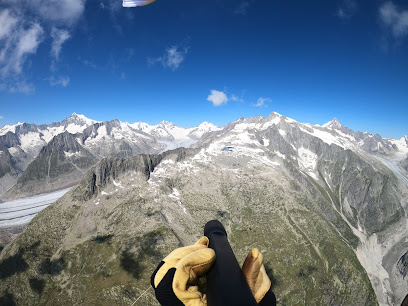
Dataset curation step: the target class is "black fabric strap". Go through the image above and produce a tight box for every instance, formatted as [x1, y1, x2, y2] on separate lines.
[258, 289, 277, 306]
[151, 261, 165, 288]
[154, 268, 184, 306]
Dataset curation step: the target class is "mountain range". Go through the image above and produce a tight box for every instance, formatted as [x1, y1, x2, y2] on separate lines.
[0, 112, 407, 305]
[0, 113, 220, 200]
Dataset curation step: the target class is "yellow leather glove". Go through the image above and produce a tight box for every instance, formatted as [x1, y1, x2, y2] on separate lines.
[242, 248, 276, 305]
[151, 237, 216, 306]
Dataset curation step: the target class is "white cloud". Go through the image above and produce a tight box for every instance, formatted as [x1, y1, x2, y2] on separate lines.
[380, 2, 408, 38]
[254, 97, 271, 107]
[8, 82, 35, 94]
[79, 57, 97, 69]
[100, 0, 126, 34]
[0, 116, 3, 119]
[165, 46, 187, 70]
[51, 28, 71, 61]
[234, 0, 255, 15]
[337, 0, 358, 20]
[207, 90, 229, 106]
[48, 76, 70, 87]
[148, 45, 189, 71]
[0, 21, 44, 77]
[17, 24, 44, 57]
[0, 0, 85, 93]
[230, 94, 245, 103]
[27, 0, 85, 25]
[0, 9, 17, 41]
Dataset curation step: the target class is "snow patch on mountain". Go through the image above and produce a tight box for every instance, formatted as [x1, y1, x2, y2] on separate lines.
[299, 125, 348, 148]
[112, 180, 123, 189]
[41, 126, 66, 142]
[130, 120, 221, 152]
[298, 147, 318, 179]
[7, 147, 19, 155]
[19, 132, 46, 156]
[169, 188, 189, 216]
[231, 112, 294, 133]
[262, 138, 270, 146]
[274, 151, 286, 159]
[176, 160, 200, 175]
[389, 137, 408, 156]
[70, 113, 97, 126]
[115, 122, 151, 140]
[0, 122, 23, 136]
[278, 129, 286, 137]
[64, 152, 81, 158]
[189, 121, 221, 138]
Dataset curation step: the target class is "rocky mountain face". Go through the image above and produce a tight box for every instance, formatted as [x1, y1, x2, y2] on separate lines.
[322, 118, 399, 156]
[0, 140, 19, 196]
[0, 114, 97, 200]
[0, 114, 220, 200]
[77, 119, 160, 158]
[2, 132, 97, 201]
[400, 157, 408, 174]
[0, 113, 407, 305]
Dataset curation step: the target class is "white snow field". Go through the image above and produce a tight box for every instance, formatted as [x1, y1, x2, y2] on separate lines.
[0, 188, 70, 229]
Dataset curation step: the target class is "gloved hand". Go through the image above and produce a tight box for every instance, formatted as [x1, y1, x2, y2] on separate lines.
[242, 248, 277, 306]
[151, 237, 216, 306]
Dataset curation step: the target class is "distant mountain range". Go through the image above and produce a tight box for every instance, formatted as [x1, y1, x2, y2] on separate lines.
[0, 113, 407, 201]
[0, 112, 407, 305]
[0, 113, 220, 200]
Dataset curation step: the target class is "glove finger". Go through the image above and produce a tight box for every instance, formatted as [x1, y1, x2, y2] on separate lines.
[152, 237, 209, 289]
[163, 236, 209, 262]
[242, 248, 263, 288]
[195, 236, 209, 246]
[173, 248, 216, 305]
[242, 248, 271, 303]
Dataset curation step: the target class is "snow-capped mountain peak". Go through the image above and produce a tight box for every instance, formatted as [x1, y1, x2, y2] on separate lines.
[265, 112, 296, 124]
[0, 122, 24, 136]
[130, 120, 220, 144]
[323, 117, 342, 129]
[196, 121, 218, 130]
[270, 111, 283, 117]
[130, 122, 151, 131]
[62, 113, 98, 127]
[158, 120, 174, 126]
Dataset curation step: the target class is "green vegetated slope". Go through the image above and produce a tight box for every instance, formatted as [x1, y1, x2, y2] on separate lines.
[0, 148, 379, 305]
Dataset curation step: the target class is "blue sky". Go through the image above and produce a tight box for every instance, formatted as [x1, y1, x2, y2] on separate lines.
[0, 0, 407, 138]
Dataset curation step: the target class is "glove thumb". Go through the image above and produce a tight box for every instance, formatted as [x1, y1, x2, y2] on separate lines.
[173, 247, 215, 305]
[242, 248, 271, 303]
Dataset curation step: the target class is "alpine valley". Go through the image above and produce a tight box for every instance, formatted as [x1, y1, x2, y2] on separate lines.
[0, 112, 407, 306]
